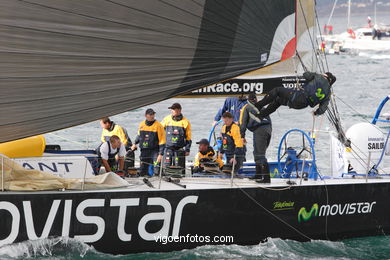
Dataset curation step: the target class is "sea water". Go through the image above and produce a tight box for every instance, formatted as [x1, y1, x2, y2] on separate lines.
[2, 236, 390, 260]
[7, 15, 390, 259]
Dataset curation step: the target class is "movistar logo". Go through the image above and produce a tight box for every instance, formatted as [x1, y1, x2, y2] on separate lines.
[298, 203, 318, 223]
[316, 88, 325, 100]
[298, 201, 376, 223]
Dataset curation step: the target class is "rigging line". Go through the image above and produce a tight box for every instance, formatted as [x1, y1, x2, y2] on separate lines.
[314, 6, 330, 72]
[298, 0, 325, 73]
[347, 137, 389, 175]
[326, 0, 338, 27]
[326, 93, 349, 144]
[334, 94, 387, 136]
[310, 4, 327, 73]
[327, 119, 389, 175]
[295, 51, 308, 72]
[334, 95, 373, 123]
[233, 182, 313, 241]
[315, 170, 330, 240]
[311, 5, 327, 73]
[292, 53, 304, 93]
[312, 8, 326, 74]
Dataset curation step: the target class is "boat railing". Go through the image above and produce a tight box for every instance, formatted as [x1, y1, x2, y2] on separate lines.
[372, 95, 390, 125]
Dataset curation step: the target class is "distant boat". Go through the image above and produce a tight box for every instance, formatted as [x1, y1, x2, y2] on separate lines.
[321, 0, 390, 53]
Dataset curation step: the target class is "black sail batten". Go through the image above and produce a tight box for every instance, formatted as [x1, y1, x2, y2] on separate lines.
[1, 0, 307, 143]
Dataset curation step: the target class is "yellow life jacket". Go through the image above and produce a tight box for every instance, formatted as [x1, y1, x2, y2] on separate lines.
[137, 120, 166, 152]
[161, 115, 191, 149]
[194, 147, 224, 168]
[101, 122, 131, 146]
[221, 123, 243, 155]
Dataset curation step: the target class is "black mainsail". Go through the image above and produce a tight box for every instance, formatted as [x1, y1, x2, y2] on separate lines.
[1, 0, 309, 142]
[183, 0, 319, 97]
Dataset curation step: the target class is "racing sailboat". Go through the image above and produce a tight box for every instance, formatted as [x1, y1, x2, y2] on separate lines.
[322, 0, 390, 53]
[0, 0, 390, 255]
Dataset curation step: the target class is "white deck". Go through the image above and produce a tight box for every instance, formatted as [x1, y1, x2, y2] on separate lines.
[120, 176, 390, 191]
[2, 176, 390, 195]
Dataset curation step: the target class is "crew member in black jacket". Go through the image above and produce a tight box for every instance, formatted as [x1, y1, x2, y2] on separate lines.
[240, 94, 272, 183]
[251, 72, 336, 118]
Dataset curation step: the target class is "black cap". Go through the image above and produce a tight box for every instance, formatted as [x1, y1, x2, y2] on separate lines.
[168, 103, 182, 110]
[145, 108, 156, 115]
[325, 72, 336, 86]
[196, 138, 209, 145]
[247, 93, 257, 102]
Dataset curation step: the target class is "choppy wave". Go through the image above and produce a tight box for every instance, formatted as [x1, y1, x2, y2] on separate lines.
[0, 237, 109, 260]
[2, 237, 390, 260]
[359, 52, 390, 60]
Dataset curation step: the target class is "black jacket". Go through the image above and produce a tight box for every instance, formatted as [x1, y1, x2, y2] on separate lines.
[303, 72, 331, 115]
[239, 103, 271, 138]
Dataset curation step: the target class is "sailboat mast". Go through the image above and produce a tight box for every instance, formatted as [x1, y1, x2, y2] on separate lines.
[326, 0, 338, 28]
[347, 0, 351, 29]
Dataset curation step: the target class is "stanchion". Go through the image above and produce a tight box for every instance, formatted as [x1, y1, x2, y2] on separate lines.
[366, 152, 371, 183]
[81, 158, 88, 191]
[1, 156, 4, 192]
[231, 155, 236, 188]
[158, 154, 164, 189]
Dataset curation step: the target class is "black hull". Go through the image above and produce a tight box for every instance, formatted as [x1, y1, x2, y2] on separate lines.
[0, 180, 388, 254]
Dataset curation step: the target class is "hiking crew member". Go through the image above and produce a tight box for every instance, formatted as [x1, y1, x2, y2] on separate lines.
[220, 112, 244, 173]
[97, 135, 126, 174]
[100, 117, 135, 169]
[132, 108, 166, 176]
[240, 94, 272, 183]
[213, 96, 248, 126]
[251, 72, 336, 119]
[161, 103, 192, 170]
[193, 139, 223, 173]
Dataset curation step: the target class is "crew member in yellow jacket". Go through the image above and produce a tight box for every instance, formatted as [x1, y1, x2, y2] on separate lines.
[220, 112, 244, 173]
[132, 108, 166, 176]
[161, 103, 192, 170]
[99, 117, 135, 169]
[193, 139, 223, 173]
